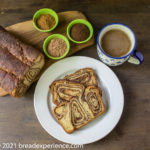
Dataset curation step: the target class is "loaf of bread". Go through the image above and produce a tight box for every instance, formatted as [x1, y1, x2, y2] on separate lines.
[50, 80, 85, 105]
[0, 26, 45, 97]
[64, 68, 98, 87]
[53, 86, 105, 133]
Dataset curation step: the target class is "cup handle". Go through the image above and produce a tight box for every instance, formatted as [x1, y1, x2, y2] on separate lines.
[127, 50, 144, 65]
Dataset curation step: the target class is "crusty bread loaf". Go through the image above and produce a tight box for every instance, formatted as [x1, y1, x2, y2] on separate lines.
[64, 68, 98, 87]
[50, 80, 85, 105]
[0, 26, 45, 97]
[53, 86, 105, 133]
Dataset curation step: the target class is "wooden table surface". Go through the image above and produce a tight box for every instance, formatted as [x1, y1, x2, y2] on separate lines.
[0, 0, 150, 150]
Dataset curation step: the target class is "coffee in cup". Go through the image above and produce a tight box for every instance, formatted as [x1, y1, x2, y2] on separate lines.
[101, 29, 131, 57]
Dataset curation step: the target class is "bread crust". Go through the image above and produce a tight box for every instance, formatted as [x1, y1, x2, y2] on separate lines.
[0, 26, 40, 65]
[0, 47, 29, 79]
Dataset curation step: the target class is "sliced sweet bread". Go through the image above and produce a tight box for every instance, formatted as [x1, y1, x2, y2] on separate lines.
[64, 68, 98, 87]
[84, 86, 105, 118]
[53, 96, 93, 133]
[53, 86, 105, 133]
[50, 80, 85, 105]
[53, 102, 74, 133]
[70, 96, 94, 129]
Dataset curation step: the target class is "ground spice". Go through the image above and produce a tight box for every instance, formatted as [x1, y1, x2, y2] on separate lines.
[36, 14, 56, 30]
[47, 38, 67, 57]
[70, 23, 90, 41]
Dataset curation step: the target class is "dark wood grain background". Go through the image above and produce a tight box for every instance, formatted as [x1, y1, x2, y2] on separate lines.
[0, 0, 150, 150]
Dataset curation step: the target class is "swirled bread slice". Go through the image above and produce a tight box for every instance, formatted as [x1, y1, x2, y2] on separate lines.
[64, 68, 98, 87]
[53, 102, 74, 133]
[50, 80, 85, 105]
[53, 96, 93, 133]
[70, 96, 94, 129]
[84, 86, 105, 118]
[0, 26, 45, 97]
[53, 86, 105, 133]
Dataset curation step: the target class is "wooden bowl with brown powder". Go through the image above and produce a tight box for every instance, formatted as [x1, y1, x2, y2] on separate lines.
[43, 34, 70, 60]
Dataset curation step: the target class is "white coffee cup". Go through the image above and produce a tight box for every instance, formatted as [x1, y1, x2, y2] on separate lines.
[97, 23, 143, 66]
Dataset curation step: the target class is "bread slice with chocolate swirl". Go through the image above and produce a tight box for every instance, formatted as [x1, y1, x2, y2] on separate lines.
[53, 102, 75, 133]
[53, 96, 93, 133]
[64, 68, 98, 87]
[84, 86, 105, 118]
[50, 80, 85, 105]
[53, 86, 105, 133]
[51, 68, 105, 133]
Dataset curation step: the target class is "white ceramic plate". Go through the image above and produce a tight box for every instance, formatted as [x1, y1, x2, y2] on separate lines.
[34, 56, 124, 144]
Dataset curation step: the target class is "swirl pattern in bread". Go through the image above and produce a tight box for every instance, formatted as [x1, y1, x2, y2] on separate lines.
[64, 68, 98, 87]
[50, 80, 85, 105]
